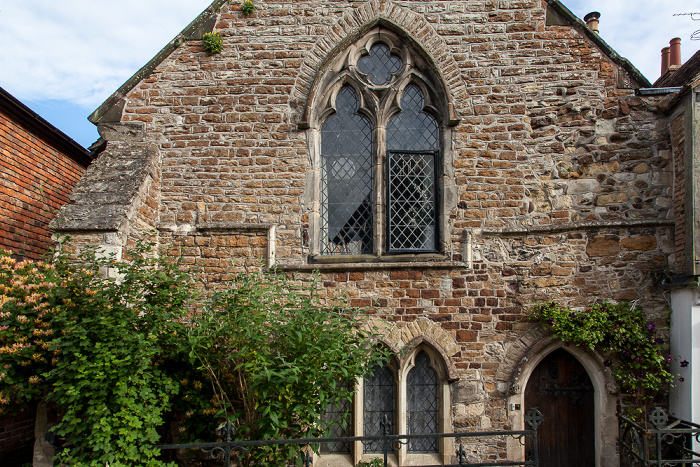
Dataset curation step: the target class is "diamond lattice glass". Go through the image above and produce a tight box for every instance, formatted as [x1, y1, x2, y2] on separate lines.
[363, 364, 395, 453]
[321, 381, 351, 454]
[386, 85, 438, 252]
[321, 86, 374, 255]
[407, 352, 439, 452]
[358, 42, 403, 85]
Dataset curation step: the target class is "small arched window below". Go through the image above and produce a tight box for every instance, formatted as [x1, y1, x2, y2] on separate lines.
[407, 351, 439, 452]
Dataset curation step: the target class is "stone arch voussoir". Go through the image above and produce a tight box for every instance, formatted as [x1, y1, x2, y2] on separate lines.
[496, 324, 617, 396]
[361, 316, 460, 381]
[291, 0, 467, 125]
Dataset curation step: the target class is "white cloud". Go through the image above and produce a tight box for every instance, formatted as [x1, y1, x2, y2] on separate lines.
[562, 0, 700, 83]
[1, 0, 699, 117]
[0, 0, 212, 107]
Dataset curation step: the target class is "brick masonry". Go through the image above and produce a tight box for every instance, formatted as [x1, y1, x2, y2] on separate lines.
[0, 88, 92, 465]
[0, 93, 90, 261]
[53, 1, 684, 463]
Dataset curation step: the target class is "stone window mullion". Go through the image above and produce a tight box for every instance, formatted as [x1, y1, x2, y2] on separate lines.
[375, 124, 386, 255]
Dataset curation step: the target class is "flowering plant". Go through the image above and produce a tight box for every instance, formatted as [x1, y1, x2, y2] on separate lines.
[241, 0, 255, 15]
[0, 243, 197, 466]
[202, 31, 223, 55]
[0, 255, 59, 406]
[532, 301, 673, 421]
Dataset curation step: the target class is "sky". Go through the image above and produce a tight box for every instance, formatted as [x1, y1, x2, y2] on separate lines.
[1, 0, 699, 149]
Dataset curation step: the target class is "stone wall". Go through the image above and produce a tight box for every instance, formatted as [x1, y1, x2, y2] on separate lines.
[54, 1, 677, 464]
[670, 111, 687, 273]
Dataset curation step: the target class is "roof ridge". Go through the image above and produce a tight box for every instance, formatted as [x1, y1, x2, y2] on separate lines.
[89, 0, 227, 125]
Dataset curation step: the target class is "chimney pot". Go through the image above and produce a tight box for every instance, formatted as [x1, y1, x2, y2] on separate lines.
[669, 37, 682, 67]
[661, 47, 671, 75]
[584, 11, 601, 34]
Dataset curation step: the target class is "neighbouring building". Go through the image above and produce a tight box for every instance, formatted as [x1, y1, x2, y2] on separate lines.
[53, 1, 690, 465]
[653, 45, 700, 439]
[0, 86, 94, 261]
[0, 86, 93, 466]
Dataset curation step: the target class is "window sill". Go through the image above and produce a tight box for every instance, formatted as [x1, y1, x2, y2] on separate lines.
[274, 254, 468, 272]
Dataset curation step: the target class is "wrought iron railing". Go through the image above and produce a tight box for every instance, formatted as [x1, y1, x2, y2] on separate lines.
[619, 407, 700, 466]
[156, 409, 543, 467]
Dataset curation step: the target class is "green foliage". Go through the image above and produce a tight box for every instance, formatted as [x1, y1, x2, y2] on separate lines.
[357, 459, 384, 467]
[189, 270, 389, 466]
[0, 243, 196, 466]
[202, 31, 223, 55]
[532, 301, 672, 420]
[1, 244, 387, 465]
[241, 0, 255, 15]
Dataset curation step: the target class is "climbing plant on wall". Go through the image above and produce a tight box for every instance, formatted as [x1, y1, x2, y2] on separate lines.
[532, 301, 673, 422]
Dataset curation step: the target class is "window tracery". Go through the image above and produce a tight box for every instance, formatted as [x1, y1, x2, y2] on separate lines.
[317, 345, 451, 465]
[307, 28, 452, 259]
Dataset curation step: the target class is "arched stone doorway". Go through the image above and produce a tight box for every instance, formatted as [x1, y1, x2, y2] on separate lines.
[524, 348, 594, 466]
[499, 334, 620, 467]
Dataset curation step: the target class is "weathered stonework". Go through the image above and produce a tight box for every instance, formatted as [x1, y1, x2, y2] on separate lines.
[53, 1, 682, 465]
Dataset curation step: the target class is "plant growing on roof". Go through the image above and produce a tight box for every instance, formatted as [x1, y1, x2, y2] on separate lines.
[202, 31, 223, 55]
[241, 0, 255, 15]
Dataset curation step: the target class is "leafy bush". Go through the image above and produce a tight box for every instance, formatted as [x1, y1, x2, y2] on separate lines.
[0, 244, 387, 466]
[189, 271, 390, 466]
[0, 243, 195, 466]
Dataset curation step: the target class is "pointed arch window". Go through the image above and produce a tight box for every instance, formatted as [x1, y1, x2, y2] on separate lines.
[309, 29, 452, 259]
[320, 86, 374, 255]
[407, 351, 439, 452]
[363, 363, 396, 453]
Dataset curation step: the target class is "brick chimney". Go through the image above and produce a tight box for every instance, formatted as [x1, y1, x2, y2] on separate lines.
[670, 37, 681, 67]
[584, 11, 600, 34]
[661, 47, 671, 75]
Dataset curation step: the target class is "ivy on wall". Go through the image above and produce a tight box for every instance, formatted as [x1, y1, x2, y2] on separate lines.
[532, 301, 673, 421]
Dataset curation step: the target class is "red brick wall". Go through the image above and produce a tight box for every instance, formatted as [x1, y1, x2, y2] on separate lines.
[0, 108, 87, 260]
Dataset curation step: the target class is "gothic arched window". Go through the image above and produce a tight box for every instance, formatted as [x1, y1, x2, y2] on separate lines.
[309, 29, 452, 259]
[407, 351, 439, 452]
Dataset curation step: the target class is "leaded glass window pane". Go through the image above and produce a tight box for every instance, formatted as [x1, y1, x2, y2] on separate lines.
[387, 85, 439, 152]
[358, 42, 403, 86]
[386, 85, 438, 252]
[387, 152, 436, 251]
[321, 382, 351, 454]
[363, 364, 395, 453]
[407, 352, 439, 453]
[321, 86, 374, 255]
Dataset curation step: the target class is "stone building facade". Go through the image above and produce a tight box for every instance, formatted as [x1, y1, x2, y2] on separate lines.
[54, 1, 682, 465]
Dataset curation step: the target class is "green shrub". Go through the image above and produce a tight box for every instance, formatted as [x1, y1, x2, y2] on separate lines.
[188, 270, 390, 466]
[0, 243, 387, 466]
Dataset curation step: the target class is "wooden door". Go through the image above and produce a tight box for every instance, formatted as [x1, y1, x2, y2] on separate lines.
[525, 349, 595, 467]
